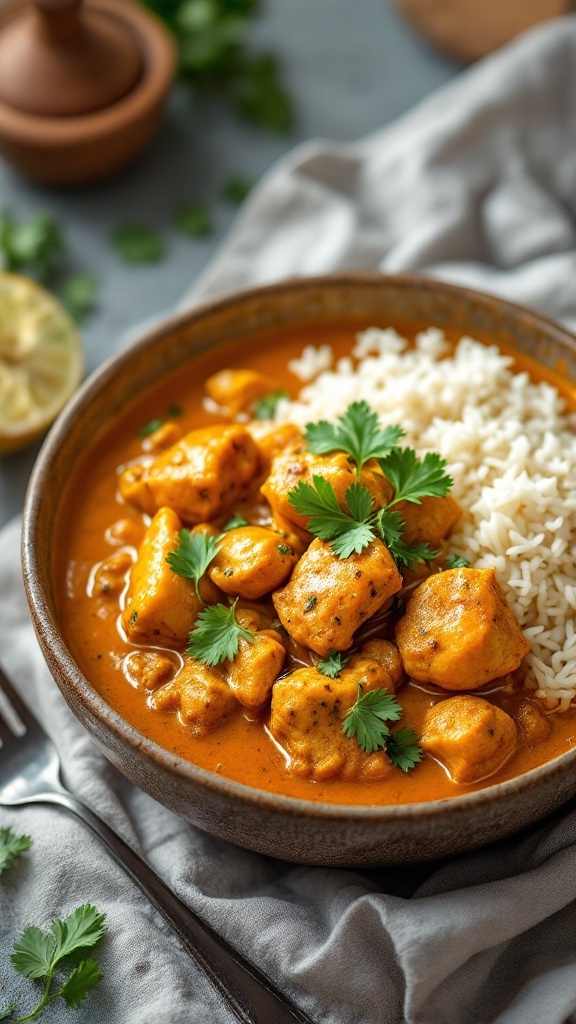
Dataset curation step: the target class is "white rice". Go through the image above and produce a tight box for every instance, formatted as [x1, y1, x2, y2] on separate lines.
[278, 327, 576, 711]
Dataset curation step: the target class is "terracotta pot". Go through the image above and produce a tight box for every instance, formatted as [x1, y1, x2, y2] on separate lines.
[21, 274, 576, 866]
[0, 0, 176, 185]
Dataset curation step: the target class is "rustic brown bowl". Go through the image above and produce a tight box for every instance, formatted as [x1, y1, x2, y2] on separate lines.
[0, 0, 176, 186]
[21, 274, 576, 866]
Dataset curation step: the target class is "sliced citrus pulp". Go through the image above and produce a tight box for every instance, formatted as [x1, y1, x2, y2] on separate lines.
[0, 272, 83, 453]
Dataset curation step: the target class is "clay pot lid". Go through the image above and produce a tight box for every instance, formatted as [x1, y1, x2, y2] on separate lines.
[0, 0, 143, 117]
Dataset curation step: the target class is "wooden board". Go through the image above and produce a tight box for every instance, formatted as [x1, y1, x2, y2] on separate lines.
[396, 0, 571, 62]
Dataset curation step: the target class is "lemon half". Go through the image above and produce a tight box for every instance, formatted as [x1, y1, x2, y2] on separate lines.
[0, 272, 84, 453]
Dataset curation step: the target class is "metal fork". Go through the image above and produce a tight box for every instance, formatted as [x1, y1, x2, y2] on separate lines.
[0, 664, 314, 1024]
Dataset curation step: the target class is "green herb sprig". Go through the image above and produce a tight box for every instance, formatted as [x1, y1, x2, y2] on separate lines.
[446, 553, 469, 569]
[316, 650, 350, 678]
[341, 684, 422, 770]
[187, 599, 256, 666]
[253, 389, 289, 421]
[167, 530, 221, 600]
[0, 827, 31, 877]
[303, 400, 404, 476]
[6, 904, 106, 1022]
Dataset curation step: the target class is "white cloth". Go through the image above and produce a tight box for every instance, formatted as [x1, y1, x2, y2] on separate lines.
[2, 16, 576, 1024]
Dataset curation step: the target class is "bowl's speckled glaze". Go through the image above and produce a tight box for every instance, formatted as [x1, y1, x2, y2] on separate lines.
[22, 274, 576, 866]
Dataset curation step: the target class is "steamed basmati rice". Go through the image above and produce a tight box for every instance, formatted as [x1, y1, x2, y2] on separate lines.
[277, 327, 576, 710]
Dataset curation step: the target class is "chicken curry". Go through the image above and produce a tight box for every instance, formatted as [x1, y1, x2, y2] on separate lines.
[56, 323, 576, 805]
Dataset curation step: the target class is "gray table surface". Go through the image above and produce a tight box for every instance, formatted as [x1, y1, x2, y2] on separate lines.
[0, 0, 458, 528]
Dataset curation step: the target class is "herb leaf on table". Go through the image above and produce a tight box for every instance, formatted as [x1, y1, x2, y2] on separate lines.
[0, 827, 31, 877]
[175, 204, 213, 238]
[111, 222, 166, 264]
[0, 211, 64, 283]
[59, 273, 99, 325]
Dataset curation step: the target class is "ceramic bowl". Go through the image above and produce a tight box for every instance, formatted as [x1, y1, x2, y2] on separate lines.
[22, 274, 576, 866]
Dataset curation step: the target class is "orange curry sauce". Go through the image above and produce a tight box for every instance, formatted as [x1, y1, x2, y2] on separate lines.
[55, 322, 576, 805]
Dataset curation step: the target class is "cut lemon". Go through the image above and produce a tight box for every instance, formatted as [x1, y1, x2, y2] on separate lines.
[0, 272, 83, 453]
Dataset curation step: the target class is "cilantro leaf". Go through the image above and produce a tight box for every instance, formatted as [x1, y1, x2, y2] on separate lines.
[342, 685, 403, 754]
[137, 418, 164, 437]
[288, 476, 376, 558]
[58, 959, 102, 1008]
[222, 514, 248, 532]
[316, 650, 350, 678]
[11, 926, 56, 979]
[379, 447, 453, 505]
[0, 211, 64, 282]
[253, 389, 289, 420]
[221, 176, 253, 204]
[446, 554, 469, 569]
[49, 904, 107, 965]
[231, 54, 294, 133]
[166, 529, 221, 600]
[0, 827, 31, 876]
[187, 599, 256, 666]
[175, 203, 213, 238]
[0, 1001, 15, 1021]
[304, 401, 404, 475]
[111, 222, 165, 264]
[375, 509, 438, 569]
[59, 273, 99, 325]
[386, 728, 423, 772]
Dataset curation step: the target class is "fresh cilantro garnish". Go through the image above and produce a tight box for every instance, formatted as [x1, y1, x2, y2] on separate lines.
[277, 543, 293, 555]
[253, 389, 289, 421]
[0, 827, 31, 876]
[317, 650, 350, 678]
[385, 728, 423, 772]
[222, 514, 248, 532]
[232, 54, 293, 133]
[288, 477, 376, 558]
[59, 273, 99, 325]
[187, 599, 256, 666]
[378, 447, 452, 505]
[376, 509, 438, 570]
[0, 211, 63, 282]
[175, 203, 212, 238]
[167, 404, 183, 418]
[304, 400, 404, 476]
[166, 529, 221, 600]
[9, 904, 106, 1022]
[111, 222, 165, 264]
[137, 417, 164, 437]
[446, 554, 469, 569]
[221, 175, 253, 204]
[341, 684, 403, 754]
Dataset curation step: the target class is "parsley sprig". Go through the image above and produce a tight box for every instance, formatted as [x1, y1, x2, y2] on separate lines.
[341, 684, 422, 770]
[253, 389, 289, 421]
[187, 599, 256, 666]
[316, 650, 350, 678]
[167, 530, 221, 600]
[446, 553, 469, 568]
[288, 478, 376, 558]
[304, 400, 404, 476]
[7, 904, 106, 1022]
[378, 447, 453, 506]
[0, 827, 31, 876]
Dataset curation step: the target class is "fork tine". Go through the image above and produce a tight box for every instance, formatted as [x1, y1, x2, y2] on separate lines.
[0, 662, 38, 733]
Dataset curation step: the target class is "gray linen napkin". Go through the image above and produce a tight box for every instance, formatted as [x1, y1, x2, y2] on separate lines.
[2, 15, 576, 1024]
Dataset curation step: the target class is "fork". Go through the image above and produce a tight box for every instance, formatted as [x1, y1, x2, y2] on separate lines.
[0, 664, 315, 1024]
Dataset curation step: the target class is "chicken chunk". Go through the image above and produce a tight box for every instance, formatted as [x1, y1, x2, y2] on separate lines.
[208, 526, 298, 599]
[273, 538, 403, 656]
[247, 422, 302, 475]
[502, 697, 551, 746]
[395, 495, 462, 550]
[227, 630, 286, 708]
[421, 695, 517, 783]
[151, 660, 236, 735]
[261, 450, 393, 531]
[349, 639, 404, 693]
[395, 568, 530, 690]
[118, 425, 260, 523]
[122, 508, 219, 646]
[205, 368, 282, 416]
[91, 551, 133, 597]
[123, 651, 177, 691]
[105, 517, 145, 548]
[269, 665, 393, 781]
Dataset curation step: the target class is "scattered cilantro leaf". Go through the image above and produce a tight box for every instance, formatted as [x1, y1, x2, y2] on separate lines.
[111, 222, 165, 264]
[175, 203, 213, 238]
[379, 447, 452, 505]
[10, 905, 106, 1022]
[304, 401, 404, 476]
[59, 273, 99, 325]
[137, 417, 164, 437]
[386, 728, 423, 772]
[221, 175, 253, 204]
[167, 404, 183, 418]
[342, 685, 403, 754]
[0, 211, 64, 282]
[317, 650, 350, 678]
[288, 476, 375, 559]
[446, 554, 469, 569]
[231, 54, 294, 133]
[253, 389, 289, 420]
[58, 959, 103, 1008]
[222, 514, 248, 532]
[277, 543, 293, 555]
[166, 529, 221, 600]
[0, 1001, 15, 1021]
[0, 827, 31, 876]
[304, 596, 317, 612]
[376, 510, 438, 569]
[187, 599, 256, 665]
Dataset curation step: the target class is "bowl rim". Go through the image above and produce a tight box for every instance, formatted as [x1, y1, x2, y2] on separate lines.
[22, 270, 576, 823]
